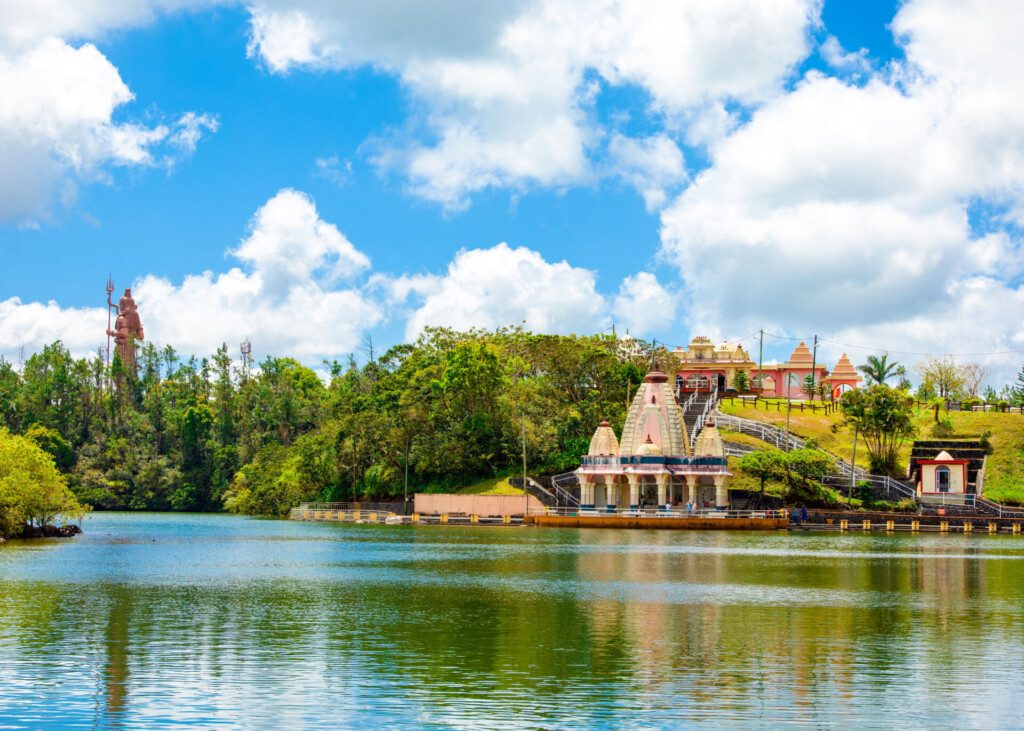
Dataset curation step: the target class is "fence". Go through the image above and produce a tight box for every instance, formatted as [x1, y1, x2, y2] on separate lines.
[716, 411, 916, 502]
[722, 396, 840, 415]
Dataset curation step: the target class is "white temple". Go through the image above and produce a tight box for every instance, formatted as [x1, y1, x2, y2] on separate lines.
[576, 371, 732, 511]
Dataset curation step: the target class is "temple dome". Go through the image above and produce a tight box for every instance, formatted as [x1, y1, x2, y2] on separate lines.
[636, 434, 662, 456]
[587, 420, 620, 456]
[619, 369, 690, 457]
[694, 421, 725, 459]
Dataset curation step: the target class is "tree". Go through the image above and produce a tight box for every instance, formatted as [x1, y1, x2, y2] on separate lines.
[840, 386, 916, 476]
[802, 374, 817, 401]
[739, 449, 787, 493]
[0, 428, 86, 537]
[961, 363, 989, 398]
[1013, 364, 1024, 407]
[785, 449, 836, 484]
[916, 356, 966, 399]
[732, 369, 749, 392]
[857, 354, 902, 385]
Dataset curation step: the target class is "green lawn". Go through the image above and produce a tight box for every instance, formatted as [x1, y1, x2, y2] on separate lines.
[719, 397, 1024, 504]
[455, 476, 525, 495]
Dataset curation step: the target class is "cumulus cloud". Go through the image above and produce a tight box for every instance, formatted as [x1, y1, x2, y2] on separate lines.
[607, 133, 686, 211]
[614, 272, 677, 336]
[246, 0, 819, 209]
[1, 189, 382, 364]
[392, 243, 610, 340]
[659, 0, 1024, 383]
[0, 4, 219, 225]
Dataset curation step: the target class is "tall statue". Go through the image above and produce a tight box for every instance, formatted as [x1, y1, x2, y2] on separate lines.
[107, 287, 144, 375]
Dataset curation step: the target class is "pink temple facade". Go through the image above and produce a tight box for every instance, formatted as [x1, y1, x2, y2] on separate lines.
[672, 336, 861, 399]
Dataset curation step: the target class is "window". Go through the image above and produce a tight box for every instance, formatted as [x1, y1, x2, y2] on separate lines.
[685, 374, 709, 389]
[936, 466, 950, 493]
[787, 374, 800, 387]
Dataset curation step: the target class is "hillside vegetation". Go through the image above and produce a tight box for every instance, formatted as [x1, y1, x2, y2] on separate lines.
[719, 398, 1024, 504]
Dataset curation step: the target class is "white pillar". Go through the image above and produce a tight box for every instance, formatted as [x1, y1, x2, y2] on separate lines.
[656, 474, 668, 508]
[607, 480, 619, 512]
[686, 475, 697, 506]
[715, 476, 728, 510]
[627, 475, 640, 509]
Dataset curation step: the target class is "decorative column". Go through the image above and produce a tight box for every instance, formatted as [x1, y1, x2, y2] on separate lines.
[714, 476, 728, 510]
[606, 479, 619, 512]
[627, 474, 640, 510]
[581, 475, 598, 509]
[685, 475, 697, 506]
[656, 473, 669, 508]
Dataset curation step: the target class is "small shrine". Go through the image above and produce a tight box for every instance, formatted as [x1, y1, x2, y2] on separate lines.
[915, 451, 969, 500]
[576, 371, 732, 511]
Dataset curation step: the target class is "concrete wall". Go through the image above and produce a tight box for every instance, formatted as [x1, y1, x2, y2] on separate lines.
[414, 493, 544, 517]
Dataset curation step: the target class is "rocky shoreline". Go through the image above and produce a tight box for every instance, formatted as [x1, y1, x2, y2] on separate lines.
[7, 524, 83, 540]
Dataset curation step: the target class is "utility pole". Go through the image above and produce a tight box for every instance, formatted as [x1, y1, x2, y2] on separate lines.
[522, 418, 528, 517]
[758, 329, 764, 391]
[404, 433, 411, 515]
[810, 334, 819, 402]
[850, 425, 858, 500]
[785, 401, 792, 452]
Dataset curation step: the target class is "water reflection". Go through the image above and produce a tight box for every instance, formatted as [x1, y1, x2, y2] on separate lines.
[1, 514, 1023, 728]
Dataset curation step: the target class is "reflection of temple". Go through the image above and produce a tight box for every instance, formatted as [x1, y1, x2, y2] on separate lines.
[576, 371, 732, 510]
[672, 336, 861, 400]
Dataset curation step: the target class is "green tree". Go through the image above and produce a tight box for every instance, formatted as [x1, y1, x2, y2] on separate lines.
[732, 369, 749, 392]
[24, 423, 74, 472]
[0, 428, 87, 537]
[857, 353, 902, 385]
[840, 385, 916, 476]
[739, 448, 786, 493]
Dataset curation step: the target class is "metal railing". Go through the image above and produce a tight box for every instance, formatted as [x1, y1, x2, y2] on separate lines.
[679, 389, 699, 416]
[689, 384, 719, 449]
[716, 412, 917, 502]
[530, 505, 787, 519]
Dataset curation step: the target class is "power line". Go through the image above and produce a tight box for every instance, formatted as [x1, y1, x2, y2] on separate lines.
[664, 329, 1024, 359]
[816, 337, 1024, 358]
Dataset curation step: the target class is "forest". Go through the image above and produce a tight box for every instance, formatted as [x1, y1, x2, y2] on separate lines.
[0, 328, 653, 517]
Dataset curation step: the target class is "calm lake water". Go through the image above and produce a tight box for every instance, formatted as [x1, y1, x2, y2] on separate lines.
[2, 513, 1024, 729]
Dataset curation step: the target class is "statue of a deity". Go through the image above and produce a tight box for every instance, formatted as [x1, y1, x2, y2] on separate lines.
[107, 287, 144, 374]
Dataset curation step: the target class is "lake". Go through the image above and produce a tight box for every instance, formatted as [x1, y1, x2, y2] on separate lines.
[2, 512, 1023, 728]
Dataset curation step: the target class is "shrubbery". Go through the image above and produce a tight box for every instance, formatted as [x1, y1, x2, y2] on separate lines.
[0, 428, 87, 538]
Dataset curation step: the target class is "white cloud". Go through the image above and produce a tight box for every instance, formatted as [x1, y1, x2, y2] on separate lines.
[607, 133, 686, 211]
[0, 189, 382, 363]
[313, 155, 352, 187]
[246, 0, 820, 209]
[394, 243, 610, 340]
[819, 35, 870, 75]
[614, 272, 677, 336]
[0, 4, 219, 224]
[0, 1, 221, 52]
[658, 0, 1024, 384]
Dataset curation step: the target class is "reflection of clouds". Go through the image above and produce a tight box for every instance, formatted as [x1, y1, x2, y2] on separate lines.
[1, 515, 1024, 727]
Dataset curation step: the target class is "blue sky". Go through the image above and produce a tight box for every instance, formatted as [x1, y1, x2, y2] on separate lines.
[1, 0, 1022, 383]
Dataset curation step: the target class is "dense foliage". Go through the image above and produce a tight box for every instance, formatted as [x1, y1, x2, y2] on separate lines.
[839, 385, 916, 476]
[0, 329, 658, 516]
[0, 428, 87, 538]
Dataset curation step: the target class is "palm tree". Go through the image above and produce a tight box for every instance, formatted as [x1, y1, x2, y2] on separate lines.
[857, 354, 901, 385]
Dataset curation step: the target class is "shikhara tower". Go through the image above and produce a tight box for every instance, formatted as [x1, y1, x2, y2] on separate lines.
[576, 370, 731, 511]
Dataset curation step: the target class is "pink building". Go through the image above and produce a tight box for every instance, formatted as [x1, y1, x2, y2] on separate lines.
[673, 336, 861, 399]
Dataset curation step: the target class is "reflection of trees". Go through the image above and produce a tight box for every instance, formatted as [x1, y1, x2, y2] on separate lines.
[0, 529, 1022, 726]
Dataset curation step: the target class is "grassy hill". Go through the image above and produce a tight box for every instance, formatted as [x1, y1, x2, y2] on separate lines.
[718, 397, 1024, 504]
